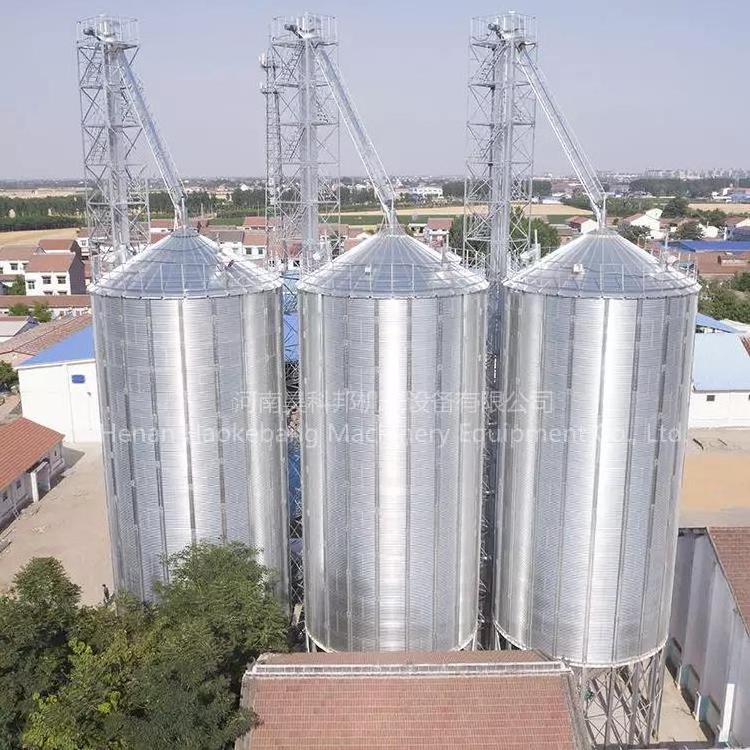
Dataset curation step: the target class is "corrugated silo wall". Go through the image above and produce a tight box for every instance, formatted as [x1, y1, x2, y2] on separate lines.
[493, 289, 697, 666]
[299, 289, 486, 651]
[92, 290, 288, 601]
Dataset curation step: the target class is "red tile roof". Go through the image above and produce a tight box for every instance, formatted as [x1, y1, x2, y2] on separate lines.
[0, 245, 39, 262]
[426, 218, 453, 231]
[239, 651, 588, 750]
[37, 238, 80, 253]
[243, 215, 268, 228]
[242, 231, 267, 246]
[0, 295, 90, 311]
[25, 253, 76, 274]
[0, 418, 64, 490]
[0, 314, 92, 360]
[709, 527, 750, 632]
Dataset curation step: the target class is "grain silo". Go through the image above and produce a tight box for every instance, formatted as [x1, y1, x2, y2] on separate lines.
[91, 227, 288, 601]
[493, 230, 699, 745]
[298, 229, 488, 652]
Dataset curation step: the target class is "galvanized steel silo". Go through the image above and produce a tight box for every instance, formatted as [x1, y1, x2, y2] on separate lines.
[493, 230, 699, 666]
[91, 228, 288, 601]
[298, 230, 488, 651]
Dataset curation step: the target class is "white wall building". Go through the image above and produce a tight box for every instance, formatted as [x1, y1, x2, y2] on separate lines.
[0, 417, 65, 529]
[689, 333, 750, 428]
[24, 253, 86, 296]
[17, 325, 100, 442]
[669, 527, 750, 746]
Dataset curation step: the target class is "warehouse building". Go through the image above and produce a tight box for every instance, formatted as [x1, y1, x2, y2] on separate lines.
[237, 651, 589, 749]
[17, 326, 99, 442]
[0, 417, 65, 529]
[669, 527, 750, 746]
[689, 333, 750, 428]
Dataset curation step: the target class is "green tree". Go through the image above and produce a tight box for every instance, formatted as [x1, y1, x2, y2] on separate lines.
[9, 275, 25, 295]
[661, 196, 691, 218]
[7, 303, 30, 317]
[674, 220, 703, 240]
[32, 302, 52, 323]
[529, 218, 559, 256]
[732, 272, 750, 292]
[0, 361, 18, 390]
[449, 217, 463, 252]
[0, 559, 80, 748]
[618, 223, 651, 245]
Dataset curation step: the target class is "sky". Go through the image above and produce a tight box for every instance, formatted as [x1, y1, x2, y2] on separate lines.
[0, 0, 747, 179]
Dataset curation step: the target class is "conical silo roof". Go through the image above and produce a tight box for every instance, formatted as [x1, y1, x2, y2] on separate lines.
[297, 230, 488, 299]
[90, 227, 281, 299]
[505, 230, 699, 299]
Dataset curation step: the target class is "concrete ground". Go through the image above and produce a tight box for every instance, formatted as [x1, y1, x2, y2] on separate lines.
[0, 443, 111, 604]
[655, 676, 712, 749]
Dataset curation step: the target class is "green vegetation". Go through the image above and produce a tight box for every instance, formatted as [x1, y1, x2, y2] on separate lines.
[7, 302, 52, 323]
[674, 220, 704, 240]
[617, 224, 651, 245]
[629, 177, 750, 199]
[699, 277, 750, 324]
[9, 276, 26, 295]
[563, 194, 665, 218]
[0, 543, 287, 750]
[661, 196, 691, 219]
[0, 361, 18, 390]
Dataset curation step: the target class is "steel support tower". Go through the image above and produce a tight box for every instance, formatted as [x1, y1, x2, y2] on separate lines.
[262, 13, 341, 607]
[464, 12, 537, 650]
[465, 11, 657, 748]
[77, 16, 150, 273]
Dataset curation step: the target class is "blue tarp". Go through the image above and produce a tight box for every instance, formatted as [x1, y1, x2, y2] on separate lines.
[673, 240, 750, 253]
[695, 313, 738, 334]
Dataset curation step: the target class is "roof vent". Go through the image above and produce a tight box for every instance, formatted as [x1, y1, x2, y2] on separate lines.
[572, 263, 585, 275]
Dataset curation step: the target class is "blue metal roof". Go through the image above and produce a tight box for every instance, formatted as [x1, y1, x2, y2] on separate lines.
[695, 313, 738, 334]
[673, 240, 750, 253]
[693, 333, 750, 392]
[19, 326, 95, 368]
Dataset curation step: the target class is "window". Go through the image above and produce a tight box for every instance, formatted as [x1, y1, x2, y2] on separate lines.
[706, 394, 716, 402]
[15, 480, 22, 490]
[41, 275, 51, 285]
[56, 275, 66, 285]
[9, 262, 17, 271]
[26, 280, 35, 290]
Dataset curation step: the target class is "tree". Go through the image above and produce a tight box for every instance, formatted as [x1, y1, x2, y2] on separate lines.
[661, 196, 690, 218]
[529, 218, 559, 256]
[732, 272, 750, 292]
[449, 217, 463, 252]
[9, 275, 25, 295]
[0, 559, 80, 748]
[7, 303, 30, 317]
[618, 223, 651, 245]
[0, 361, 17, 390]
[32, 302, 53, 323]
[674, 220, 703, 240]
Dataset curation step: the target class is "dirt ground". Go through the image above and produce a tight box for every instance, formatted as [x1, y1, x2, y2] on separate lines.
[681, 428, 750, 526]
[0, 227, 79, 247]
[0, 444, 111, 604]
[688, 202, 750, 215]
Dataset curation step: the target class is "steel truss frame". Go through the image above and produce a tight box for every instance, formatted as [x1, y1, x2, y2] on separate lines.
[77, 16, 150, 273]
[262, 13, 341, 609]
[577, 649, 664, 748]
[464, 13, 537, 649]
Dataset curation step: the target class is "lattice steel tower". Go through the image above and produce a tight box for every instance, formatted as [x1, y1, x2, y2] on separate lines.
[77, 16, 150, 269]
[464, 12, 537, 649]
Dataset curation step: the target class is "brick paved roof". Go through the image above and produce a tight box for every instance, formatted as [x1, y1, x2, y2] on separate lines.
[37, 238, 80, 253]
[0, 418, 64, 490]
[239, 651, 589, 750]
[0, 245, 39, 262]
[0, 295, 90, 312]
[709, 527, 750, 632]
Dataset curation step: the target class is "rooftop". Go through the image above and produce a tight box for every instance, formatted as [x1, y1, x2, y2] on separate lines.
[695, 312, 738, 334]
[0, 245, 39, 262]
[25, 253, 77, 274]
[692, 333, 750, 392]
[0, 295, 90, 310]
[239, 651, 588, 750]
[0, 418, 64, 490]
[673, 240, 750, 253]
[0, 314, 92, 359]
[709, 527, 750, 633]
[37, 238, 80, 253]
[19, 325, 94, 368]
